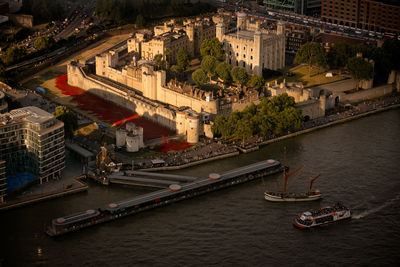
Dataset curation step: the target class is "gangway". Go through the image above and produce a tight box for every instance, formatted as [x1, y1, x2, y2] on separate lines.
[125, 171, 197, 182]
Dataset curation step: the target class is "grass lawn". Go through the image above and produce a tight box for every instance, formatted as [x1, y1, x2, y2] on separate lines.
[266, 65, 347, 88]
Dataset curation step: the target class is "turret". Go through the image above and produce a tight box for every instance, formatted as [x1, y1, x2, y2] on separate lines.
[216, 23, 225, 42]
[237, 12, 247, 31]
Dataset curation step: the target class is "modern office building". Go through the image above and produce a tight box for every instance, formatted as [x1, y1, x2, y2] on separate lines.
[321, 0, 400, 34]
[0, 106, 65, 191]
[0, 91, 8, 114]
[0, 160, 5, 203]
[263, 0, 321, 15]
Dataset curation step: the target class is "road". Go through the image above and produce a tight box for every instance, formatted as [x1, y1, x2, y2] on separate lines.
[220, 0, 392, 42]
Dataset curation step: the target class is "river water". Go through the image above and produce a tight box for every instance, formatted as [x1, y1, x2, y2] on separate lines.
[1, 109, 400, 266]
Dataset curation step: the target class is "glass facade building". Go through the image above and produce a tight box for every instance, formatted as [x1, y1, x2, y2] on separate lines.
[0, 106, 65, 199]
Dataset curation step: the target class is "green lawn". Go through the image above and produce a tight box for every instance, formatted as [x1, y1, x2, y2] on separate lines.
[266, 65, 347, 88]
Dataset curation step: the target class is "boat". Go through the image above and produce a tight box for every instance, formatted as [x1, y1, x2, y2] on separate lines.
[293, 203, 351, 229]
[264, 165, 322, 202]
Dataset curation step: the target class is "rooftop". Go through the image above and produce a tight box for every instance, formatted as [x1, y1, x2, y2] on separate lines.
[0, 106, 54, 125]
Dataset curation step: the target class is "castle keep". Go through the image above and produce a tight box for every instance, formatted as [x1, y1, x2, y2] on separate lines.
[216, 12, 286, 76]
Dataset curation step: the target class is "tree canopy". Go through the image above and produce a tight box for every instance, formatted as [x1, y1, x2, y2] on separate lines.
[212, 94, 303, 140]
[200, 38, 224, 61]
[215, 62, 232, 83]
[346, 56, 374, 90]
[135, 14, 145, 27]
[247, 75, 264, 90]
[231, 66, 248, 85]
[94, 0, 214, 25]
[192, 69, 208, 86]
[327, 42, 355, 70]
[53, 106, 78, 139]
[22, 0, 63, 23]
[176, 49, 190, 71]
[201, 55, 217, 79]
[1, 46, 26, 66]
[34, 35, 55, 51]
[382, 39, 400, 71]
[295, 42, 327, 76]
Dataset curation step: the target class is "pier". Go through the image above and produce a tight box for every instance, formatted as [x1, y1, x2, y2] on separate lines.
[46, 159, 282, 237]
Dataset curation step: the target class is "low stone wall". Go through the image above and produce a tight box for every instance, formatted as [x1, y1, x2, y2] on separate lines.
[260, 104, 400, 146]
[340, 84, 394, 103]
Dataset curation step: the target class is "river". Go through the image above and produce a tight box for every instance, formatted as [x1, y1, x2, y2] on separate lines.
[1, 109, 400, 266]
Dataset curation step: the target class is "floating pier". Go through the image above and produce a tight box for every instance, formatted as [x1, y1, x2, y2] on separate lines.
[46, 159, 282, 237]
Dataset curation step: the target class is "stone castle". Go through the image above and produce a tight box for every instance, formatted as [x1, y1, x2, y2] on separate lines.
[67, 12, 309, 145]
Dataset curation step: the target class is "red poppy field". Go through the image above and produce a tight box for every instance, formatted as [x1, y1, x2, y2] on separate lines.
[55, 74, 175, 141]
[155, 137, 191, 153]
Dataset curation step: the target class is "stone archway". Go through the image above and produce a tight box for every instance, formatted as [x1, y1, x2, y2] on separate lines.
[304, 115, 310, 122]
[335, 96, 340, 106]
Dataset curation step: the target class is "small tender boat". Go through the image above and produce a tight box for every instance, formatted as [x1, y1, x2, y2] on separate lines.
[293, 203, 351, 229]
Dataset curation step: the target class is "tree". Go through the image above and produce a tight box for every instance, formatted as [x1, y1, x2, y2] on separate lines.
[192, 69, 208, 86]
[346, 57, 374, 90]
[34, 35, 55, 51]
[215, 62, 232, 83]
[135, 14, 145, 27]
[164, 48, 171, 69]
[154, 54, 163, 70]
[295, 42, 327, 77]
[327, 42, 355, 70]
[231, 66, 248, 85]
[382, 39, 400, 71]
[200, 38, 224, 61]
[235, 118, 253, 145]
[176, 49, 190, 71]
[247, 75, 264, 90]
[170, 65, 182, 79]
[201, 55, 217, 80]
[53, 106, 78, 139]
[1, 46, 26, 66]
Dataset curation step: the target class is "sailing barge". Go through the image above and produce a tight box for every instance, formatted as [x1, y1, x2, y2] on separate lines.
[264, 165, 322, 202]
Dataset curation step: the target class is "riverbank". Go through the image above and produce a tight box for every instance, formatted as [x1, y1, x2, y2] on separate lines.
[0, 175, 88, 212]
[138, 93, 400, 171]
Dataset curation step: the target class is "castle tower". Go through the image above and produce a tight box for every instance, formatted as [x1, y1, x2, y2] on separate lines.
[237, 12, 247, 31]
[176, 111, 186, 135]
[186, 114, 199, 144]
[186, 24, 195, 58]
[277, 21, 285, 35]
[216, 23, 225, 42]
[141, 64, 157, 100]
[253, 30, 263, 76]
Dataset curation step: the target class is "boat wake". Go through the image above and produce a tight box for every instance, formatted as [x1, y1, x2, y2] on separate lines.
[352, 194, 400, 220]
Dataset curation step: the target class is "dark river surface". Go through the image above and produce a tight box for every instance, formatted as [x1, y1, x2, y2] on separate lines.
[1, 109, 400, 266]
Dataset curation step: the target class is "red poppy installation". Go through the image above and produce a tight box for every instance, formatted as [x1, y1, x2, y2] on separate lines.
[55, 74, 174, 141]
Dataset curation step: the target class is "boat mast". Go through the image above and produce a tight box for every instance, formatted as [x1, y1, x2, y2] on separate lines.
[283, 166, 303, 195]
[309, 174, 321, 193]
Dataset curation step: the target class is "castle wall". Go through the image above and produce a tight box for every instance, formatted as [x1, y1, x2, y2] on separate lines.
[296, 99, 325, 120]
[339, 84, 394, 103]
[67, 63, 176, 130]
